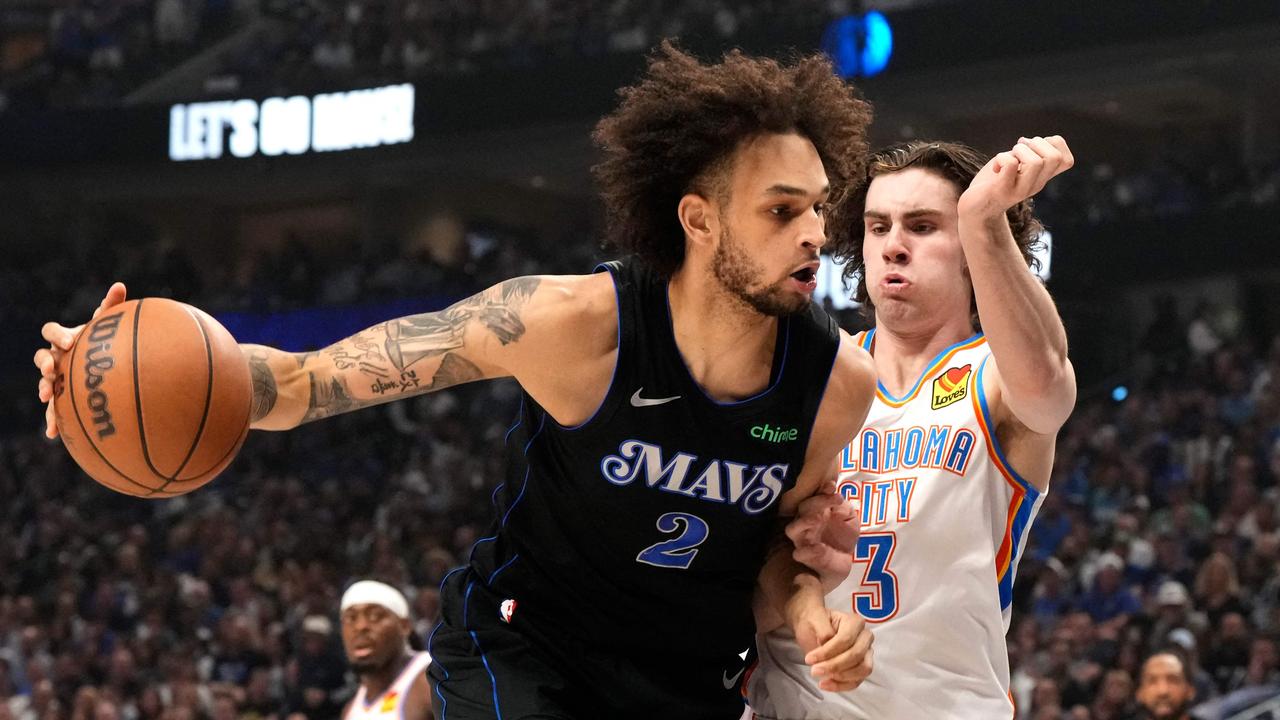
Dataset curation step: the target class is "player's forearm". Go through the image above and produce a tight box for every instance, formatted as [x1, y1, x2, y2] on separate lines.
[241, 344, 313, 430]
[241, 329, 416, 431]
[756, 541, 825, 635]
[959, 213, 1074, 432]
[239, 278, 541, 431]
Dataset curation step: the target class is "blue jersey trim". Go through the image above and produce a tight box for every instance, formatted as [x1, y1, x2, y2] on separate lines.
[426, 597, 454, 719]
[999, 495, 1038, 609]
[663, 283, 792, 407]
[546, 263, 623, 432]
[975, 355, 1039, 498]
[462, 580, 503, 719]
[803, 330, 843, 444]
[873, 330, 986, 403]
[467, 410, 548, 569]
[490, 397, 527, 509]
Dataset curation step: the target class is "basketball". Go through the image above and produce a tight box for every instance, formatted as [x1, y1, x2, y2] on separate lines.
[51, 298, 252, 498]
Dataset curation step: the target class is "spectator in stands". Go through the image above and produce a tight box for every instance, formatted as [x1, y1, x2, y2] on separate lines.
[1204, 611, 1252, 693]
[1195, 552, 1251, 628]
[1081, 552, 1143, 627]
[1134, 647, 1195, 720]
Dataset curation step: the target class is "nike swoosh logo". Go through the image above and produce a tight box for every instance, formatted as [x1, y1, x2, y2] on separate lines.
[630, 388, 680, 407]
[722, 666, 745, 689]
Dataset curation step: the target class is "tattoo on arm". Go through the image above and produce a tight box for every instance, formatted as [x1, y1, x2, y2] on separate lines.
[247, 351, 278, 422]
[301, 372, 357, 424]
[384, 277, 541, 370]
[301, 277, 540, 418]
[427, 353, 482, 391]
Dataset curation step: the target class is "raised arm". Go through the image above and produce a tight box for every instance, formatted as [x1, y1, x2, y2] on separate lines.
[244, 275, 542, 430]
[957, 135, 1076, 438]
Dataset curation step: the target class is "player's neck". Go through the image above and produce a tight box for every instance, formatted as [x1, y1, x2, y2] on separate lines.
[871, 315, 976, 397]
[668, 265, 779, 402]
[360, 651, 412, 701]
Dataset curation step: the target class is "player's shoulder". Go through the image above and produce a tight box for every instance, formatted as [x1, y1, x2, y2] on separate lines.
[825, 330, 876, 402]
[522, 272, 618, 327]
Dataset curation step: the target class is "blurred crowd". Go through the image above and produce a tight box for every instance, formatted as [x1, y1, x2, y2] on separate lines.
[1, 0, 847, 113]
[1009, 326, 1280, 719]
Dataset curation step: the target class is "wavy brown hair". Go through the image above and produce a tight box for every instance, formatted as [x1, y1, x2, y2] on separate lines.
[592, 41, 873, 276]
[835, 140, 1045, 326]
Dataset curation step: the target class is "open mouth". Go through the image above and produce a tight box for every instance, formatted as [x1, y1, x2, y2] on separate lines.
[883, 273, 908, 286]
[790, 267, 817, 283]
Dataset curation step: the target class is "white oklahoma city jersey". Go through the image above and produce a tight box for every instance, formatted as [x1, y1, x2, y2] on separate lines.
[747, 331, 1044, 720]
[344, 651, 432, 720]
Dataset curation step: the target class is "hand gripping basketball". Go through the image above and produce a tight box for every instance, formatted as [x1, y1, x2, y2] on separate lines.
[36, 282, 129, 439]
[35, 283, 252, 497]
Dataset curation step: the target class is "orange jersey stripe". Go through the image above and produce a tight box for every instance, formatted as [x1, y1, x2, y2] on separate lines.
[875, 336, 988, 407]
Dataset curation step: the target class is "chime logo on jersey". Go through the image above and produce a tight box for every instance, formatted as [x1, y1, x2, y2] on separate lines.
[931, 364, 972, 410]
[600, 440, 788, 514]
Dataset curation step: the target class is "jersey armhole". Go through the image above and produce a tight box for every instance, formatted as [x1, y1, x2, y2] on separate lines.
[973, 355, 1040, 499]
[548, 262, 627, 432]
[798, 317, 846, 465]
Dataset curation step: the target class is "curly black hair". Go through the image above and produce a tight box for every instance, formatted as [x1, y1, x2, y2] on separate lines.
[835, 140, 1045, 326]
[592, 41, 874, 276]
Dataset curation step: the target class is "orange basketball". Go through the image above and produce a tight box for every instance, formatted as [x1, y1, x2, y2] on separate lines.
[52, 298, 252, 498]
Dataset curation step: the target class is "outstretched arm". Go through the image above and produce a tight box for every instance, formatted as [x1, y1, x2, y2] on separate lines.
[958, 136, 1076, 439]
[245, 276, 542, 430]
[36, 278, 548, 437]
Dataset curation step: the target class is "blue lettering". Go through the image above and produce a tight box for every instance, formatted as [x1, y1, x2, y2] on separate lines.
[896, 478, 916, 522]
[872, 480, 892, 523]
[861, 429, 880, 473]
[924, 426, 950, 467]
[883, 430, 902, 472]
[841, 444, 858, 471]
[945, 429, 976, 475]
[902, 428, 924, 468]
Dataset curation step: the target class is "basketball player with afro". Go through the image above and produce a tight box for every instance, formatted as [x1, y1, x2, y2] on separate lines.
[37, 43, 879, 718]
[339, 581, 433, 720]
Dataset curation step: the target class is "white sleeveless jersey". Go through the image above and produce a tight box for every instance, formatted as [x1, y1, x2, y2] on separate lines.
[343, 651, 432, 720]
[747, 331, 1044, 720]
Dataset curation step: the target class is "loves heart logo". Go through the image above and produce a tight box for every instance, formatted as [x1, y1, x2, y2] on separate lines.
[931, 364, 972, 410]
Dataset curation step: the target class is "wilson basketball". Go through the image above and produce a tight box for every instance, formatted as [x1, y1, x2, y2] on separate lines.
[52, 298, 252, 498]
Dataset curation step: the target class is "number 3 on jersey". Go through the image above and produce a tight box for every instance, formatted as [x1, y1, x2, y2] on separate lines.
[853, 532, 899, 621]
[637, 512, 709, 569]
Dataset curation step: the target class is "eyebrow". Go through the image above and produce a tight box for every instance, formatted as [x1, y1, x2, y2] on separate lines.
[863, 208, 944, 221]
[765, 184, 830, 198]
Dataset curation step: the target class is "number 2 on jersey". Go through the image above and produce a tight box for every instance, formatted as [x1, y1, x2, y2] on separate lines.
[636, 512, 709, 569]
[853, 532, 899, 621]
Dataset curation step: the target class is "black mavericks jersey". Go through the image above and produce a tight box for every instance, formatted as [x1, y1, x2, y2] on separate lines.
[440, 260, 839, 713]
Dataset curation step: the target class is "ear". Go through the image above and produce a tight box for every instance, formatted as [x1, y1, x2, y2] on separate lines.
[677, 192, 718, 250]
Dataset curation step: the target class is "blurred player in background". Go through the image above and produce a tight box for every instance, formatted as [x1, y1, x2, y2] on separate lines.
[747, 137, 1076, 718]
[339, 581, 432, 720]
[35, 43, 878, 719]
